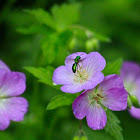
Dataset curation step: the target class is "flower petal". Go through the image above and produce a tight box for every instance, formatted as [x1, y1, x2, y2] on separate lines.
[65, 52, 87, 71]
[61, 83, 83, 93]
[101, 88, 127, 111]
[53, 66, 74, 85]
[72, 91, 89, 119]
[129, 106, 140, 119]
[83, 52, 106, 74]
[120, 61, 140, 81]
[0, 60, 11, 72]
[0, 110, 10, 131]
[82, 72, 104, 90]
[99, 74, 124, 91]
[121, 62, 140, 98]
[99, 75, 127, 111]
[0, 72, 26, 97]
[0, 70, 7, 87]
[86, 103, 107, 130]
[5, 97, 28, 121]
[16, 72, 26, 81]
[0, 97, 28, 130]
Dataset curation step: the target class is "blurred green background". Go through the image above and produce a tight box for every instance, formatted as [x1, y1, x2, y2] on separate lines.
[0, 0, 140, 140]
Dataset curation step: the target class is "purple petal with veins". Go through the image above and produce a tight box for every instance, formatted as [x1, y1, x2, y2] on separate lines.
[72, 74, 127, 130]
[53, 52, 106, 93]
[0, 60, 28, 130]
[121, 61, 140, 119]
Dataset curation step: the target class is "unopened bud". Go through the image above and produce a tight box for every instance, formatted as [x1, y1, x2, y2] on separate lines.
[129, 95, 140, 108]
[69, 38, 77, 50]
[86, 38, 99, 52]
[73, 136, 87, 140]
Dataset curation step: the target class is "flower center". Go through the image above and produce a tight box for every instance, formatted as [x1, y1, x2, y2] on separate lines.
[73, 65, 88, 83]
[88, 89, 104, 104]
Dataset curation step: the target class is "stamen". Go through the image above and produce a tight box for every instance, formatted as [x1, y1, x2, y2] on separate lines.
[88, 91, 104, 105]
[97, 94, 104, 98]
[74, 65, 88, 83]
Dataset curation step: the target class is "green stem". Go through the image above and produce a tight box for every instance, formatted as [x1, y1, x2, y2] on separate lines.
[79, 120, 82, 130]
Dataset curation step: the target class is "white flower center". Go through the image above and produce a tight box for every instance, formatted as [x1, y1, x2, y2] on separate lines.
[88, 89, 104, 105]
[73, 65, 88, 83]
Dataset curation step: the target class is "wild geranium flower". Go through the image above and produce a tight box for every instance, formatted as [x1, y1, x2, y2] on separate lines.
[72, 74, 127, 130]
[0, 60, 28, 130]
[120, 62, 140, 119]
[53, 52, 106, 93]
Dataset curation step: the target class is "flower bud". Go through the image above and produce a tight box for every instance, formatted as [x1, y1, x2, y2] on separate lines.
[86, 38, 99, 52]
[69, 38, 77, 50]
[73, 136, 87, 140]
[129, 95, 140, 108]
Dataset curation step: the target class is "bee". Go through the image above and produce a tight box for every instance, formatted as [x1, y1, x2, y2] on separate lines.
[72, 56, 81, 73]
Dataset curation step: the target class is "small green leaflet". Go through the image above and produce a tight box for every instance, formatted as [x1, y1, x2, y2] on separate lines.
[103, 58, 123, 76]
[73, 136, 87, 140]
[46, 94, 77, 110]
[51, 3, 80, 30]
[24, 9, 55, 29]
[24, 66, 60, 89]
[23, 3, 80, 31]
[41, 30, 73, 65]
[94, 32, 111, 43]
[104, 110, 123, 140]
[17, 24, 50, 35]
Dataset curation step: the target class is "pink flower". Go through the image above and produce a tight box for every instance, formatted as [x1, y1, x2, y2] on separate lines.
[120, 61, 140, 119]
[72, 74, 127, 130]
[53, 52, 106, 93]
[0, 60, 28, 130]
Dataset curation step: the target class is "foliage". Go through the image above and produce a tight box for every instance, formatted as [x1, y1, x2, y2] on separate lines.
[103, 58, 123, 76]
[1, 0, 140, 140]
[47, 94, 77, 110]
[73, 136, 87, 140]
[24, 66, 54, 86]
[105, 110, 123, 140]
[21, 4, 123, 140]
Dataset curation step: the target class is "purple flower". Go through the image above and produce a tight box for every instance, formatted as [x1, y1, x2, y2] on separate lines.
[0, 60, 28, 130]
[72, 74, 127, 130]
[53, 52, 106, 93]
[120, 61, 140, 119]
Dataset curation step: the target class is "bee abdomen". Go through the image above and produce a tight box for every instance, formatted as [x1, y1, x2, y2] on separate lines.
[72, 63, 77, 73]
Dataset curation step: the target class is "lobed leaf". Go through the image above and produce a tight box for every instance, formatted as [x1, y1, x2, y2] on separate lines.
[24, 9, 55, 29]
[17, 24, 50, 35]
[103, 58, 123, 76]
[47, 94, 77, 110]
[51, 3, 81, 30]
[24, 66, 60, 89]
[104, 110, 123, 140]
[41, 30, 73, 65]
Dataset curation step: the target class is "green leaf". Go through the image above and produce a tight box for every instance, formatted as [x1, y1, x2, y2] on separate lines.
[103, 58, 123, 76]
[24, 66, 60, 89]
[73, 136, 87, 140]
[104, 110, 123, 140]
[24, 3, 81, 31]
[17, 24, 51, 35]
[51, 3, 81, 30]
[80, 136, 87, 140]
[41, 34, 57, 64]
[73, 136, 79, 140]
[41, 30, 73, 65]
[94, 33, 111, 42]
[47, 94, 77, 110]
[24, 9, 55, 29]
